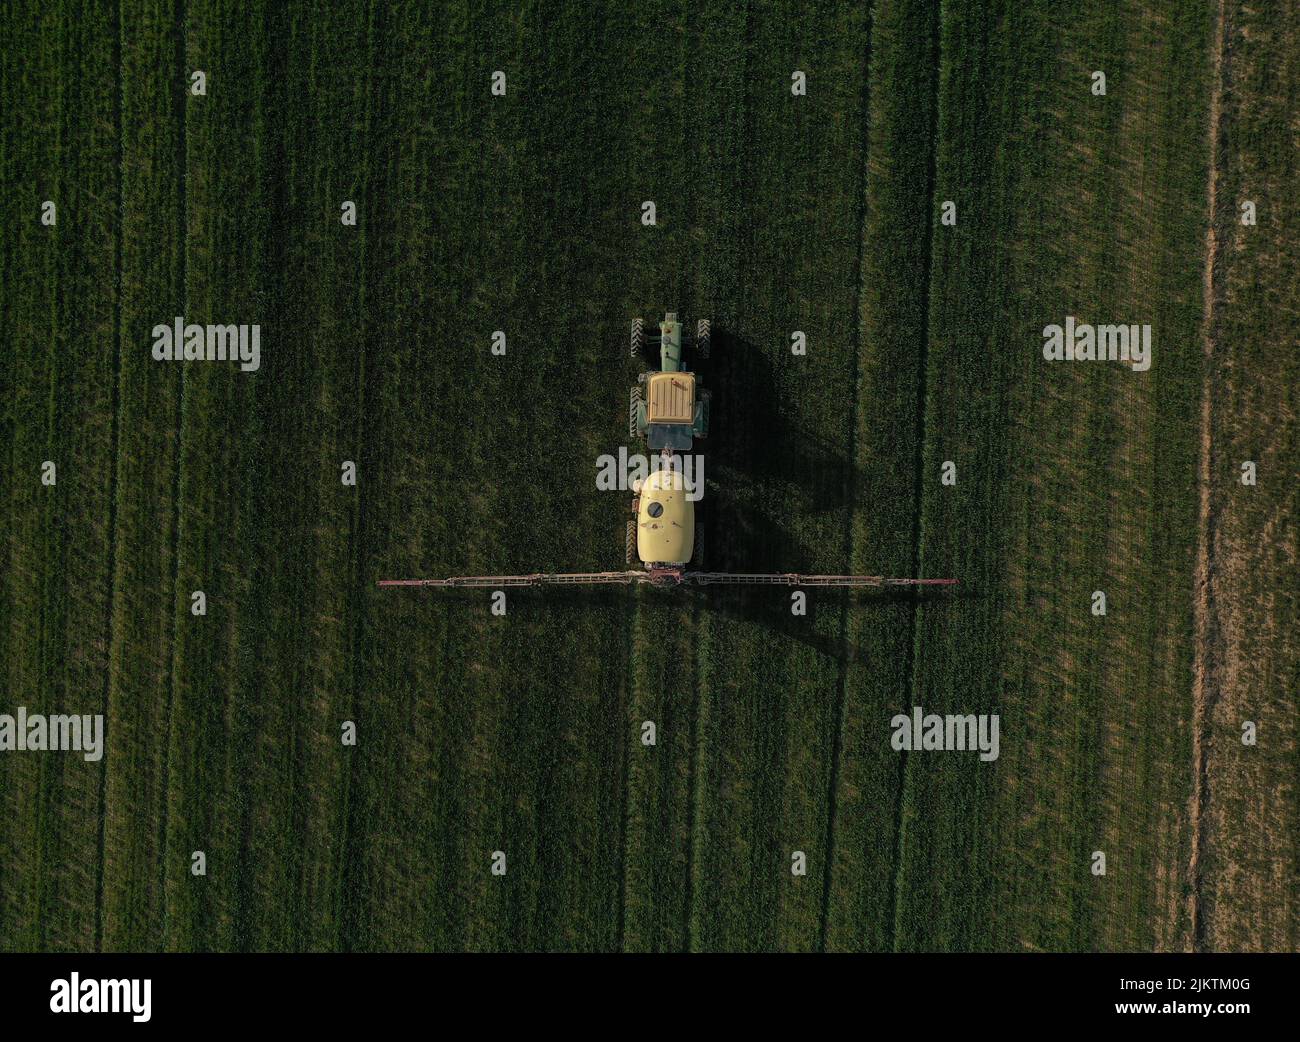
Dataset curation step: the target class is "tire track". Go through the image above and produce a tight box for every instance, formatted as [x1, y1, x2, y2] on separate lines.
[156, 0, 188, 947]
[818, 0, 875, 953]
[1189, 0, 1229, 954]
[682, 0, 755, 953]
[335, 0, 382, 952]
[94, 0, 126, 951]
[890, 0, 943, 952]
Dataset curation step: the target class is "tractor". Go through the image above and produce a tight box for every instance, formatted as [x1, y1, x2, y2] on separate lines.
[626, 312, 711, 566]
[628, 312, 711, 452]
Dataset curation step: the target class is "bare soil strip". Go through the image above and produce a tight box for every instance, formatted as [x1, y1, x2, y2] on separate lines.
[1188, 0, 1228, 954]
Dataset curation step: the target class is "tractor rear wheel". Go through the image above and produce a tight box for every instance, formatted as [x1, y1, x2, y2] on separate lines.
[696, 318, 711, 358]
[695, 388, 711, 440]
[631, 317, 644, 358]
[628, 385, 641, 440]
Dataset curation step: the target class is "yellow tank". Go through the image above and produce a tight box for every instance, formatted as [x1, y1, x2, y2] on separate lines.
[636, 466, 694, 565]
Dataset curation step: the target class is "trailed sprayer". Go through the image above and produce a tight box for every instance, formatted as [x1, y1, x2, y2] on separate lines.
[379, 312, 956, 593]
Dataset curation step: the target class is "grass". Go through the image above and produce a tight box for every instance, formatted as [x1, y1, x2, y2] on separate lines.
[1194, 0, 1300, 952]
[0, 0, 1294, 952]
[897, 0, 1213, 951]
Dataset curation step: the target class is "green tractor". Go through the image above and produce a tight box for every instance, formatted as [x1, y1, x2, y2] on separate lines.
[628, 312, 711, 452]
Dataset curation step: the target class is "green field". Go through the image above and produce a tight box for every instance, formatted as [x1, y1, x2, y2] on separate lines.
[1, 0, 1296, 952]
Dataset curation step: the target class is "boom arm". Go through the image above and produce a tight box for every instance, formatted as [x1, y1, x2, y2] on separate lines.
[686, 573, 957, 587]
[378, 572, 644, 588]
[378, 572, 956, 589]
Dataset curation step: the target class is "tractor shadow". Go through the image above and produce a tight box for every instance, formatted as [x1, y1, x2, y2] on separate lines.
[683, 326, 979, 662]
[632, 324, 858, 522]
[702, 329, 861, 521]
[693, 329, 860, 575]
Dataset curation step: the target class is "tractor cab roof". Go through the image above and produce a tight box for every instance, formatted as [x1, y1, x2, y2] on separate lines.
[646, 371, 695, 424]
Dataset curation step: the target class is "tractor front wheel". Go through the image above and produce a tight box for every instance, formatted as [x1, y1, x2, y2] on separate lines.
[696, 318, 711, 358]
[631, 317, 644, 359]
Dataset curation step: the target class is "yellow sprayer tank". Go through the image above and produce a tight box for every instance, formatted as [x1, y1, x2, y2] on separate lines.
[636, 466, 694, 565]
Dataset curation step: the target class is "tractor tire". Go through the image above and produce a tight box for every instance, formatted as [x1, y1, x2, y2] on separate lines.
[625, 519, 638, 564]
[631, 317, 644, 358]
[696, 318, 711, 358]
[695, 388, 711, 440]
[628, 386, 641, 441]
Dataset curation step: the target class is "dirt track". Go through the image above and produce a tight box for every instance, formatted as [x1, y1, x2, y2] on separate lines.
[1188, 0, 1229, 954]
